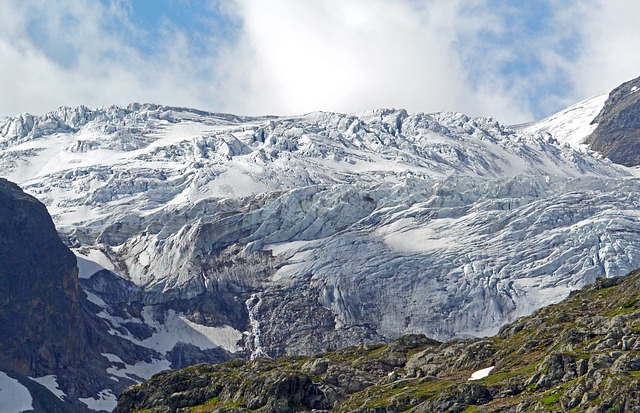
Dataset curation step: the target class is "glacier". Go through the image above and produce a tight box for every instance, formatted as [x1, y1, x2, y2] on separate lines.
[1, 101, 639, 368]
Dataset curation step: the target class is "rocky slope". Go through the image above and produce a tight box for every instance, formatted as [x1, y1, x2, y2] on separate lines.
[586, 75, 640, 166]
[115, 268, 640, 413]
[0, 178, 82, 377]
[522, 75, 640, 167]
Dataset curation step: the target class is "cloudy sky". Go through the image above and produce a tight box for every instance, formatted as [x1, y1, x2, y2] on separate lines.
[1, 0, 639, 124]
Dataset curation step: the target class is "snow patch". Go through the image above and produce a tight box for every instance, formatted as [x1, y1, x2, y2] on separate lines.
[521, 93, 608, 148]
[264, 240, 317, 256]
[271, 262, 306, 282]
[84, 290, 108, 307]
[74, 249, 115, 279]
[468, 366, 494, 381]
[79, 389, 117, 412]
[108, 307, 243, 354]
[106, 358, 172, 382]
[28, 375, 66, 401]
[101, 353, 124, 364]
[512, 277, 572, 317]
[375, 218, 458, 253]
[208, 167, 268, 198]
[0, 372, 33, 413]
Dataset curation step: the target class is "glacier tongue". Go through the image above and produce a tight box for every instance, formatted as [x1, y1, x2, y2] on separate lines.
[0, 103, 638, 357]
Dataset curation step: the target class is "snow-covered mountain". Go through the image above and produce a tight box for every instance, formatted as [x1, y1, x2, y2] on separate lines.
[1, 90, 640, 410]
[519, 93, 608, 149]
[521, 75, 640, 167]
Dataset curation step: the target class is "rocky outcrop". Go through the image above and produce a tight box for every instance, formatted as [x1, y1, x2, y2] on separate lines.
[0, 178, 85, 375]
[586, 75, 640, 166]
[115, 268, 640, 412]
[0, 179, 164, 412]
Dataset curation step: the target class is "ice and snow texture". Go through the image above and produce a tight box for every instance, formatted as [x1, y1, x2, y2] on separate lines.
[0, 372, 32, 413]
[520, 93, 608, 148]
[0, 104, 625, 238]
[0, 102, 637, 351]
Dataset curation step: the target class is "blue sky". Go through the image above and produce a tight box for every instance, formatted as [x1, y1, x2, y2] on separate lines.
[1, 0, 639, 124]
[122, 0, 238, 55]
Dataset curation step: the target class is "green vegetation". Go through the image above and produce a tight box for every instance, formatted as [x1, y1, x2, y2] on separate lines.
[189, 396, 245, 412]
[540, 389, 563, 407]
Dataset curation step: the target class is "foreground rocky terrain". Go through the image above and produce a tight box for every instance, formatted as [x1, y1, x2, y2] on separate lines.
[116, 269, 640, 412]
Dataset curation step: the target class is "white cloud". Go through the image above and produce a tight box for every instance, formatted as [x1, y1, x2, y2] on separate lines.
[0, 0, 223, 116]
[0, 0, 638, 124]
[219, 0, 533, 122]
[565, 0, 640, 97]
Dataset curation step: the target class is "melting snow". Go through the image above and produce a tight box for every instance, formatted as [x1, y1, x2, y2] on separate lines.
[245, 293, 269, 360]
[28, 375, 66, 401]
[106, 358, 172, 382]
[79, 389, 117, 412]
[468, 366, 494, 381]
[0, 372, 33, 413]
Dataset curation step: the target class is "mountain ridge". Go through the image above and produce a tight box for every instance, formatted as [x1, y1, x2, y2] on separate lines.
[523, 74, 640, 168]
[586, 76, 640, 166]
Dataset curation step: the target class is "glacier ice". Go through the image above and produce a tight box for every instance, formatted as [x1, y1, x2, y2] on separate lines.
[1, 103, 638, 357]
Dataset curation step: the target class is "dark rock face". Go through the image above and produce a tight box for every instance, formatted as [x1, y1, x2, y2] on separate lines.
[586, 75, 640, 166]
[0, 178, 161, 412]
[0, 178, 86, 375]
